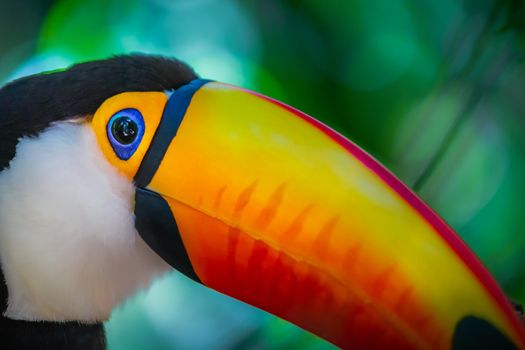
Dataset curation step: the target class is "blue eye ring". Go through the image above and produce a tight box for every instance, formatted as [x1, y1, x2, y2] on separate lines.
[107, 108, 145, 160]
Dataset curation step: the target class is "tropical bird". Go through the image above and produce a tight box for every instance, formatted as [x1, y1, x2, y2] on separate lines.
[0, 54, 523, 350]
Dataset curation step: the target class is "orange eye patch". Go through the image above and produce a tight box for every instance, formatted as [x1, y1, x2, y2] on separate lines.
[90, 92, 167, 179]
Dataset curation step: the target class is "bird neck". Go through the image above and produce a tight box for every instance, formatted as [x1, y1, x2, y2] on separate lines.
[0, 261, 107, 349]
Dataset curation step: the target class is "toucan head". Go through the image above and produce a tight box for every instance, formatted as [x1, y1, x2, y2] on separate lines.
[0, 54, 523, 349]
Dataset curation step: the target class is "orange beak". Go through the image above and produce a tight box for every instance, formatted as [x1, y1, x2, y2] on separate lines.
[112, 80, 525, 349]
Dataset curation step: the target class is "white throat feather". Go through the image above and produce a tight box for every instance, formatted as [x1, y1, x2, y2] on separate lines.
[0, 122, 170, 322]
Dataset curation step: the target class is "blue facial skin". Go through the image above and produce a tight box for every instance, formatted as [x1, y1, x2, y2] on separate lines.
[107, 108, 145, 160]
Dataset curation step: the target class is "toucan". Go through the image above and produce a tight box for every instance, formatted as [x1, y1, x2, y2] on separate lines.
[0, 54, 523, 350]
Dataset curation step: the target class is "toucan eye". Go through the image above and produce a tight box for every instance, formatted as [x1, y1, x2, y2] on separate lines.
[112, 117, 137, 144]
[107, 108, 145, 160]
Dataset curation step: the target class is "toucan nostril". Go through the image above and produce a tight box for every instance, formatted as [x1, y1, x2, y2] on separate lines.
[452, 315, 517, 350]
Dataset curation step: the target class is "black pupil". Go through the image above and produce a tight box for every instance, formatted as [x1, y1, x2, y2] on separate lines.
[112, 116, 138, 145]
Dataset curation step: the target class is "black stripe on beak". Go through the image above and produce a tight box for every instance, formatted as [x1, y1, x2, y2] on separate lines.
[133, 79, 211, 283]
[134, 78, 211, 188]
[135, 188, 201, 283]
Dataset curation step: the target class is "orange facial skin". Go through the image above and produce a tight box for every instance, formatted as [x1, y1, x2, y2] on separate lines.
[90, 82, 525, 349]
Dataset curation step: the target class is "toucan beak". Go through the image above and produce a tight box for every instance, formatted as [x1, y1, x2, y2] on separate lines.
[133, 80, 525, 349]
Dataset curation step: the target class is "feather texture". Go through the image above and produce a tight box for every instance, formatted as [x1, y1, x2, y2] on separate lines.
[0, 122, 170, 322]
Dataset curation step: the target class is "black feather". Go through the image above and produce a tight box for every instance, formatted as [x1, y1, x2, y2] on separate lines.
[0, 317, 105, 350]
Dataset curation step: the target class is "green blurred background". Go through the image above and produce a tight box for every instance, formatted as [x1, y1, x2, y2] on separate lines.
[1, 0, 525, 348]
